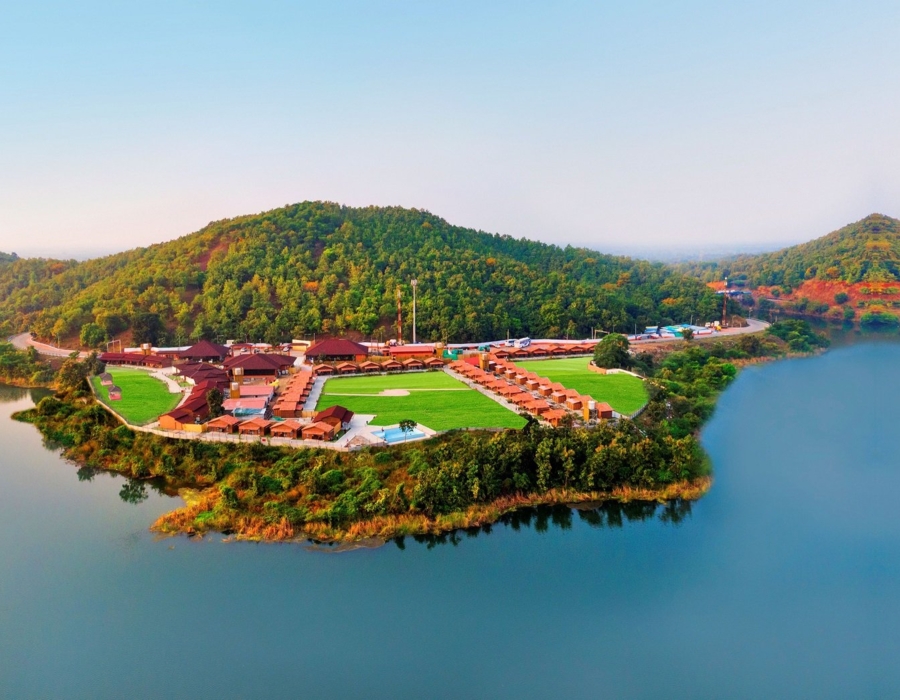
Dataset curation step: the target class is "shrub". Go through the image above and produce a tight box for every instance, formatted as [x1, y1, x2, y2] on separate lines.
[834, 292, 849, 304]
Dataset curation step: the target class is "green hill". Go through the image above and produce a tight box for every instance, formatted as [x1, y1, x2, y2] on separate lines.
[682, 214, 900, 288]
[0, 252, 18, 264]
[0, 202, 731, 345]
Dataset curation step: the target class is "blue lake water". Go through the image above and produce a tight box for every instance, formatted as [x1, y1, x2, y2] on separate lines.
[2, 342, 900, 698]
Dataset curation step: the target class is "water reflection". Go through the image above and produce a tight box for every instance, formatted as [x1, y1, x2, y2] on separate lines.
[0, 384, 51, 404]
[395, 499, 694, 550]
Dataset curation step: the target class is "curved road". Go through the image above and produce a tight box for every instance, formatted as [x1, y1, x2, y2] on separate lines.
[8, 332, 88, 358]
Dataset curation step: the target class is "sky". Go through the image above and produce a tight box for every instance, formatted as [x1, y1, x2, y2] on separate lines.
[2, 0, 900, 259]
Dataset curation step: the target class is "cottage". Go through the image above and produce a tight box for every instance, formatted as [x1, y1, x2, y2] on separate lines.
[99, 372, 113, 386]
[359, 360, 382, 373]
[381, 359, 403, 372]
[301, 421, 336, 441]
[336, 362, 359, 374]
[313, 364, 336, 375]
[108, 385, 122, 400]
[238, 417, 273, 436]
[424, 357, 445, 369]
[269, 420, 303, 439]
[314, 405, 354, 431]
[206, 415, 241, 434]
[595, 402, 614, 419]
[401, 358, 425, 370]
[544, 409, 570, 427]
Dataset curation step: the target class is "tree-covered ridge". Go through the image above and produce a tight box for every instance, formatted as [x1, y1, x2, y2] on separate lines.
[0, 251, 19, 264]
[681, 214, 900, 288]
[0, 202, 728, 344]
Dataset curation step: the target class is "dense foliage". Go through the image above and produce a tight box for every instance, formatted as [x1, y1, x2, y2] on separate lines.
[766, 320, 831, 353]
[592, 333, 632, 369]
[0, 202, 731, 344]
[680, 214, 900, 287]
[0, 343, 55, 385]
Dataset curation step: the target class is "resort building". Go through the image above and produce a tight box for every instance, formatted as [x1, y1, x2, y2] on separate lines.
[305, 338, 369, 363]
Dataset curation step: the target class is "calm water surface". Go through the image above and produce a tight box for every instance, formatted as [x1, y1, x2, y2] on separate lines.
[2, 343, 899, 698]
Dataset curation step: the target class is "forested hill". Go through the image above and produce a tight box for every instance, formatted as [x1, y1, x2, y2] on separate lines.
[0, 202, 727, 345]
[0, 252, 18, 264]
[681, 214, 900, 288]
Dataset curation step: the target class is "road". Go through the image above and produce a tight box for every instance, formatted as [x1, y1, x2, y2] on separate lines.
[8, 332, 88, 358]
[628, 318, 770, 345]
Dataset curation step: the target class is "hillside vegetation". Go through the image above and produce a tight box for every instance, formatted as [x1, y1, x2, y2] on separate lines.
[684, 214, 900, 288]
[0, 202, 729, 345]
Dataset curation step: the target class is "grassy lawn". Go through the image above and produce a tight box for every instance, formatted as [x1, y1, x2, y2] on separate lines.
[317, 371, 526, 431]
[514, 358, 649, 415]
[91, 367, 181, 425]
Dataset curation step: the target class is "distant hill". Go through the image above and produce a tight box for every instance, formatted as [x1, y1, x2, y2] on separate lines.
[0, 202, 730, 345]
[0, 252, 19, 264]
[681, 214, 900, 287]
[679, 214, 900, 327]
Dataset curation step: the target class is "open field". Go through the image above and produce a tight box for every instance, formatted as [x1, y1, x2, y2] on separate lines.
[316, 371, 526, 431]
[91, 368, 180, 425]
[514, 358, 649, 414]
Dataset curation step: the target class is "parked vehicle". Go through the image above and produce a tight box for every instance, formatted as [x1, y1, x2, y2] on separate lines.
[515, 337, 531, 348]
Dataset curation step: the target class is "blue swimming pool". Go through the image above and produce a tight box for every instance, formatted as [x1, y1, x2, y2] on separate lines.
[377, 426, 427, 443]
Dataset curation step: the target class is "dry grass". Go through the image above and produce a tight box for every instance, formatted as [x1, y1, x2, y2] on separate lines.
[151, 477, 713, 545]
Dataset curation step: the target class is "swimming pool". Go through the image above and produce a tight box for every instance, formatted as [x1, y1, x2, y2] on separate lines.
[376, 426, 427, 444]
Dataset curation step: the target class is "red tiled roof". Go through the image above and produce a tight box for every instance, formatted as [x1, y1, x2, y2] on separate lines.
[314, 405, 354, 424]
[179, 340, 229, 360]
[305, 339, 368, 358]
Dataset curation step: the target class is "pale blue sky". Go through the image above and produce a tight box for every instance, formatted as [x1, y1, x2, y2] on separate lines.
[2, 1, 899, 258]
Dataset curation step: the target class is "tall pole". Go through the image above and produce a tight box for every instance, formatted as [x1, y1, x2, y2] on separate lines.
[396, 288, 403, 343]
[411, 279, 418, 344]
[722, 276, 728, 327]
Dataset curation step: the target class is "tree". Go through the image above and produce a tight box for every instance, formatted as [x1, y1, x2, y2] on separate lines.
[593, 333, 632, 369]
[206, 388, 224, 419]
[57, 353, 89, 391]
[131, 312, 164, 345]
[398, 419, 417, 441]
[79, 322, 106, 349]
[681, 327, 694, 341]
[834, 292, 849, 304]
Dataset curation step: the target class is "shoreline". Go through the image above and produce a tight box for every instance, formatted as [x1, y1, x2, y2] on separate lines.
[150, 477, 712, 546]
[10, 323, 830, 548]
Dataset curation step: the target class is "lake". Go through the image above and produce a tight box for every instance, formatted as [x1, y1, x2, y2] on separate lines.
[2, 342, 899, 698]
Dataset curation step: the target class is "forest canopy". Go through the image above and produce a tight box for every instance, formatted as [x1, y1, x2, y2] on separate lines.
[0, 202, 731, 344]
[678, 214, 900, 288]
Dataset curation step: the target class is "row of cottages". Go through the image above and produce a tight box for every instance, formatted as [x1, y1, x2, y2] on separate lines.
[312, 357, 444, 376]
[205, 405, 354, 442]
[98, 351, 173, 369]
[271, 371, 315, 418]
[450, 360, 613, 425]
[490, 359, 614, 419]
[490, 342, 596, 361]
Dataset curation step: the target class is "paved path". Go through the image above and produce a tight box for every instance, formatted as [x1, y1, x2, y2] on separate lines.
[8, 332, 89, 358]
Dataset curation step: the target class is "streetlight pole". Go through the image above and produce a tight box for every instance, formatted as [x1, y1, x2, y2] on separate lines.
[411, 279, 418, 344]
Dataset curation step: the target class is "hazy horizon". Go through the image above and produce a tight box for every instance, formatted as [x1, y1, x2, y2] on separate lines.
[3, 2, 900, 258]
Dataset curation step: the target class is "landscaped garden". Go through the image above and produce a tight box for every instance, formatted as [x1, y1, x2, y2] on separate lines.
[315, 371, 526, 431]
[513, 357, 649, 414]
[90, 367, 181, 425]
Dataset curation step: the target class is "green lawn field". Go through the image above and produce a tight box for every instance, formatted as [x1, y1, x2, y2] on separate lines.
[316, 371, 526, 431]
[514, 358, 648, 415]
[91, 367, 181, 425]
